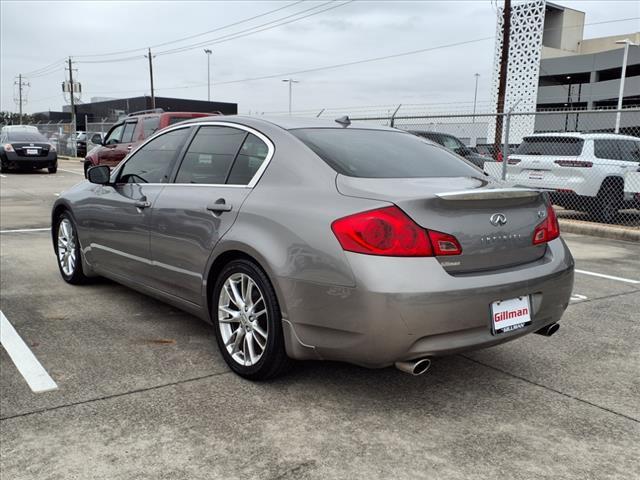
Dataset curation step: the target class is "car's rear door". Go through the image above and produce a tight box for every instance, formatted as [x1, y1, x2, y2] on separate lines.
[148, 124, 272, 304]
[85, 126, 192, 284]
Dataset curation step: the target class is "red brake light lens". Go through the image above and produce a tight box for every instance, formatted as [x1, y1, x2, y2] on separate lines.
[331, 206, 461, 257]
[532, 204, 560, 245]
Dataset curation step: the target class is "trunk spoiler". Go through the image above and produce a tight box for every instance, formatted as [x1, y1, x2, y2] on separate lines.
[435, 187, 541, 201]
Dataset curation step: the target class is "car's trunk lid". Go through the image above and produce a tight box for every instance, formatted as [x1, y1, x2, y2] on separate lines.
[336, 175, 548, 274]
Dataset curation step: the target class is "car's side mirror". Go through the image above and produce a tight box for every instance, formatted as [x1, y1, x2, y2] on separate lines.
[87, 165, 111, 185]
[91, 133, 103, 145]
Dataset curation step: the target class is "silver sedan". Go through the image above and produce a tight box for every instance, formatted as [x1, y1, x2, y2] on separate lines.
[52, 116, 574, 379]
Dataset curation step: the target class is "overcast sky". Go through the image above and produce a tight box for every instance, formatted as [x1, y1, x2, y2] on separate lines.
[1, 0, 638, 115]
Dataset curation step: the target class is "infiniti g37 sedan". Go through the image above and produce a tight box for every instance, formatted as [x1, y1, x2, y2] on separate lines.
[51, 116, 574, 379]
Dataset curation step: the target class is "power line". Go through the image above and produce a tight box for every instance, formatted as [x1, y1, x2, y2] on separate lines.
[72, 0, 306, 59]
[156, 1, 352, 56]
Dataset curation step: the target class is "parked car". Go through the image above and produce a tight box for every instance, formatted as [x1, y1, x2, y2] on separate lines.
[506, 133, 640, 222]
[1, 128, 57, 173]
[475, 143, 518, 162]
[409, 131, 492, 168]
[74, 131, 105, 158]
[52, 116, 574, 380]
[82, 109, 218, 176]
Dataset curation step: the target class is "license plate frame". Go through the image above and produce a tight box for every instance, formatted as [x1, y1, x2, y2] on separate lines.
[26, 148, 38, 155]
[490, 296, 532, 335]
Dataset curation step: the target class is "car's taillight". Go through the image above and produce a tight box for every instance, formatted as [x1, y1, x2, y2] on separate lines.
[532, 204, 560, 245]
[49, 143, 56, 152]
[331, 206, 461, 257]
[496, 151, 503, 162]
[554, 160, 592, 168]
[3, 143, 14, 152]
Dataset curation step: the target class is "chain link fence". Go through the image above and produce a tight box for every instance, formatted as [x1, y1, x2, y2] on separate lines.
[349, 108, 640, 228]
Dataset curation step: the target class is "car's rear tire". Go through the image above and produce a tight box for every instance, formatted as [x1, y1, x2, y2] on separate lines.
[212, 258, 290, 380]
[54, 212, 89, 284]
[590, 179, 623, 223]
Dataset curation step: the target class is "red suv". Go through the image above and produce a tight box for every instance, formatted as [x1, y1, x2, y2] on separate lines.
[83, 109, 217, 176]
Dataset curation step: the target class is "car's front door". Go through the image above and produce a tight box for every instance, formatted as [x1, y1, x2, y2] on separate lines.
[149, 124, 272, 304]
[86, 127, 192, 284]
[98, 123, 124, 167]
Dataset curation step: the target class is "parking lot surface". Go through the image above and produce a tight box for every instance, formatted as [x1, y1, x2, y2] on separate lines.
[1, 162, 639, 479]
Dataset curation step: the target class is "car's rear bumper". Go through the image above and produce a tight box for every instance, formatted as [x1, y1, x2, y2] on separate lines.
[2, 151, 57, 169]
[279, 237, 574, 368]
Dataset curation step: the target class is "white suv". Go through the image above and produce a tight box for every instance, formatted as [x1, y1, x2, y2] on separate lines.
[505, 133, 640, 222]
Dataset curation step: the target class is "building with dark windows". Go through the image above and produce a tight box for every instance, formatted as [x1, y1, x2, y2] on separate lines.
[59, 96, 237, 130]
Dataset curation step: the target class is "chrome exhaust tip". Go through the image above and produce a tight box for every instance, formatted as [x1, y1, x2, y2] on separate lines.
[535, 323, 560, 337]
[395, 358, 431, 376]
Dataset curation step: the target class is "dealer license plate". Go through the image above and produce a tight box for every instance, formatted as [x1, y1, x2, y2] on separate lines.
[491, 296, 532, 335]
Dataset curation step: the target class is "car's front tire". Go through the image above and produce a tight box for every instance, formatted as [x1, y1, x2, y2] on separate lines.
[212, 258, 290, 380]
[54, 212, 89, 284]
[48, 164, 57, 174]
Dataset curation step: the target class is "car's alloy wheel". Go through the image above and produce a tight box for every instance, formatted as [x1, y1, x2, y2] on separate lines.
[218, 273, 269, 366]
[55, 213, 89, 284]
[212, 259, 290, 379]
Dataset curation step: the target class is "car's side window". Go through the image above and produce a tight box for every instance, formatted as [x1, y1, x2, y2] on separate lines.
[105, 124, 124, 145]
[227, 133, 270, 185]
[142, 117, 160, 138]
[121, 121, 137, 143]
[617, 140, 640, 162]
[174, 126, 247, 184]
[117, 128, 190, 184]
[593, 140, 620, 160]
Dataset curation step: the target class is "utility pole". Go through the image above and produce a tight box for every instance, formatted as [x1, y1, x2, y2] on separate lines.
[472, 73, 480, 123]
[493, 0, 511, 158]
[282, 78, 299, 115]
[68, 57, 77, 157]
[146, 48, 156, 109]
[204, 49, 212, 102]
[614, 39, 638, 133]
[14, 74, 29, 124]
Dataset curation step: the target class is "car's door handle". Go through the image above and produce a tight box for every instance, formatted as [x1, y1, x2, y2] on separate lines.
[206, 201, 233, 213]
[134, 200, 151, 209]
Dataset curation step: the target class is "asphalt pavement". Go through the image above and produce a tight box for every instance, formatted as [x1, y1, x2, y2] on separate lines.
[1, 160, 638, 479]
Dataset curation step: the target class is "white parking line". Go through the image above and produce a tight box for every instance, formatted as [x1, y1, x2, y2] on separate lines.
[0, 311, 58, 393]
[0, 174, 6, 178]
[58, 168, 83, 175]
[570, 293, 588, 302]
[575, 269, 640, 285]
[0, 227, 50, 234]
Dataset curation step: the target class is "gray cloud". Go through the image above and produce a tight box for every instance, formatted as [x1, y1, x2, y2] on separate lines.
[1, 0, 637, 115]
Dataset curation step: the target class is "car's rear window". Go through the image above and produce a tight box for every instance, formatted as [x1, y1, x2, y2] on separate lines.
[290, 128, 480, 178]
[7, 131, 48, 142]
[515, 137, 584, 156]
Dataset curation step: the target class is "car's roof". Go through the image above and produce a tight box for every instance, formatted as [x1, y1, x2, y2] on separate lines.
[176, 115, 399, 132]
[524, 132, 640, 141]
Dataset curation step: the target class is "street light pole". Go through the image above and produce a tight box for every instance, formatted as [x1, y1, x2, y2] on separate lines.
[204, 49, 212, 102]
[472, 73, 480, 122]
[282, 78, 299, 115]
[614, 39, 638, 133]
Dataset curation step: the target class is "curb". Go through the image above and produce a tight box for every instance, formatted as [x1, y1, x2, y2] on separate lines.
[559, 219, 640, 242]
[58, 156, 83, 162]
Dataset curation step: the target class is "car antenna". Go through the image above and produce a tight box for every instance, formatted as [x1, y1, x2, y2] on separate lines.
[335, 115, 351, 128]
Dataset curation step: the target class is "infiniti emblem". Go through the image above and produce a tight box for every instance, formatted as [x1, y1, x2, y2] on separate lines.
[490, 213, 507, 226]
